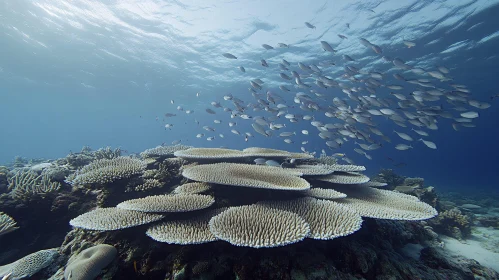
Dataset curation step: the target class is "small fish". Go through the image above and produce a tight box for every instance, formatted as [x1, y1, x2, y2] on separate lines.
[219, 134, 224, 138]
[266, 160, 281, 167]
[301, 130, 309, 135]
[411, 128, 429, 137]
[170, 100, 174, 104]
[419, 139, 437, 149]
[460, 111, 479, 119]
[302, 141, 308, 144]
[261, 59, 269, 67]
[332, 153, 345, 157]
[222, 53, 237, 59]
[206, 108, 216, 114]
[262, 44, 274, 50]
[394, 130, 413, 141]
[228, 122, 237, 127]
[284, 138, 293, 144]
[254, 158, 267, 165]
[277, 43, 289, 48]
[231, 129, 240, 135]
[403, 40, 416, 48]
[185, 110, 193, 114]
[164, 124, 173, 129]
[279, 132, 295, 137]
[164, 113, 176, 117]
[196, 134, 204, 138]
[213, 120, 222, 124]
[207, 137, 215, 141]
[395, 144, 413, 150]
[239, 66, 246, 73]
[304, 22, 316, 29]
[320, 41, 336, 52]
[338, 34, 348, 39]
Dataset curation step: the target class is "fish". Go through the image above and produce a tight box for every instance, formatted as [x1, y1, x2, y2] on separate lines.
[164, 124, 173, 129]
[302, 130, 309, 135]
[262, 44, 274, 50]
[164, 113, 176, 117]
[261, 59, 269, 67]
[252, 123, 269, 137]
[338, 34, 348, 39]
[467, 100, 489, 109]
[278, 43, 289, 48]
[228, 122, 237, 127]
[460, 111, 479, 119]
[411, 128, 429, 137]
[219, 134, 224, 138]
[394, 130, 413, 141]
[231, 129, 240, 135]
[207, 137, 215, 141]
[213, 120, 222, 124]
[266, 160, 281, 167]
[403, 40, 416, 48]
[185, 110, 193, 114]
[279, 132, 296, 137]
[222, 53, 237, 59]
[284, 139, 293, 144]
[320, 41, 336, 52]
[206, 108, 216, 114]
[254, 158, 267, 165]
[395, 144, 413, 150]
[239, 66, 246, 73]
[419, 138, 437, 149]
[196, 134, 204, 138]
[305, 22, 316, 29]
[170, 100, 174, 104]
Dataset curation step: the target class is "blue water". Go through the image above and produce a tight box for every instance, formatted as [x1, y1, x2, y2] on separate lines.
[1, 0, 498, 192]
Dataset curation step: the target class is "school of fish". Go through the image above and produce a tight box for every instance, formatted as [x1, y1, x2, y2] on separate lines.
[159, 21, 491, 165]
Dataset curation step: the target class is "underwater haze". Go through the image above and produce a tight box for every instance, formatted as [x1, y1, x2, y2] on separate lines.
[1, 0, 499, 192]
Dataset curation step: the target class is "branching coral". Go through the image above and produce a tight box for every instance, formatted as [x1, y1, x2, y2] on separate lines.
[8, 171, 61, 201]
[0, 212, 19, 237]
[67, 157, 146, 186]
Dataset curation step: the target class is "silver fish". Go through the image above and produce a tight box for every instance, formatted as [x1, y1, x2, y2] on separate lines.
[222, 53, 237, 59]
[304, 22, 316, 29]
[460, 111, 479, 119]
[394, 130, 413, 141]
[419, 138, 437, 149]
[395, 144, 413, 150]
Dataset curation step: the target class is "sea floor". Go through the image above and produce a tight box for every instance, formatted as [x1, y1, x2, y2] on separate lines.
[441, 226, 499, 272]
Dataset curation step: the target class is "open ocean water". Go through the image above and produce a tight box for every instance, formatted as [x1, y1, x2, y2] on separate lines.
[1, 0, 499, 279]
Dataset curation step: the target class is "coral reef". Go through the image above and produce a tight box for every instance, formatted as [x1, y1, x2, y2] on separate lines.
[2, 146, 498, 280]
[404, 177, 425, 187]
[8, 171, 61, 202]
[0, 212, 19, 237]
[428, 208, 472, 240]
[371, 168, 405, 189]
